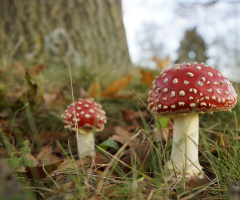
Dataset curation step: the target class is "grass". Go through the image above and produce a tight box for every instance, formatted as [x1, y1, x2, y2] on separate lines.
[0, 44, 240, 199]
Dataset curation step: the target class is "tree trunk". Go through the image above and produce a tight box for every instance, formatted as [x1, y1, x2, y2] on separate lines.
[0, 0, 131, 75]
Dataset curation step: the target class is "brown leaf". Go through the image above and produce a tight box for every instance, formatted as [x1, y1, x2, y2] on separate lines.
[140, 69, 154, 88]
[112, 126, 140, 146]
[122, 110, 151, 124]
[101, 75, 132, 97]
[43, 89, 66, 108]
[152, 55, 170, 70]
[122, 139, 152, 174]
[27, 64, 46, 76]
[39, 131, 68, 145]
[35, 145, 60, 164]
[57, 157, 91, 171]
[87, 81, 101, 98]
[22, 158, 65, 180]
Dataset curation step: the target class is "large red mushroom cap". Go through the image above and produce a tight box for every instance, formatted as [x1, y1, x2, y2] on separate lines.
[62, 98, 107, 134]
[148, 63, 237, 116]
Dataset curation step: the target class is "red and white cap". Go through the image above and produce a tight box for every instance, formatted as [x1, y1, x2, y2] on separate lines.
[62, 98, 107, 134]
[148, 63, 237, 116]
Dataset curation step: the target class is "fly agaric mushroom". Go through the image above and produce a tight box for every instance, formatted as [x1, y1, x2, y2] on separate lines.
[62, 98, 107, 157]
[148, 62, 237, 178]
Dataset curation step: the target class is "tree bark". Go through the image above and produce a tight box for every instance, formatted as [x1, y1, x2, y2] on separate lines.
[0, 0, 131, 74]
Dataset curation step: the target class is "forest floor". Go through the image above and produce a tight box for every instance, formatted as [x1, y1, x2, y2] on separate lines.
[0, 62, 240, 199]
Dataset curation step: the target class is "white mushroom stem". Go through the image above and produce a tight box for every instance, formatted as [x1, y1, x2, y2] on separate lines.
[77, 132, 96, 158]
[166, 112, 204, 177]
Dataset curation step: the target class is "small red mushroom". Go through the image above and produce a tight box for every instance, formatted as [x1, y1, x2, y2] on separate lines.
[62, 98, 107, 157]
[148, 62, 237, 179]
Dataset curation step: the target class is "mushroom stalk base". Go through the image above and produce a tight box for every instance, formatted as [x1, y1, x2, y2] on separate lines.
[166, 112, 204, 178]
[77, 132, 96, 158]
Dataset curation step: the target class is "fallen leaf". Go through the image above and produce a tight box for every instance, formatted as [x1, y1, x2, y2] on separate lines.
[35, 145, 60, 164]
[57, 157, 91, 171]
[21, 158, 65, 180]
[27, 64, 46, 76]
[101, 76, 132, 97]
[122, 139, 152, 174]
[140, 69, 154, 88]
[43, 93, 57, 107]
[87, 81, 101, 98]
[122, 110, 151, 124]
[24, 153, 39, 166]
[152, 55, 170, 70]
[112, 126, 140, 146]
[39, 131, 68, 145]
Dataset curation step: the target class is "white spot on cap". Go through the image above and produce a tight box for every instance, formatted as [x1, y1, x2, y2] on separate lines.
[73, 118, 80, 122]
[207, 89, 212, 92]
[78, 101, 83, 104]
[200, 93, 203, 96]
[218, 99, 221, 103]
[171, 91, 176, 98]
[206, 81, 210, 84]
[200, 102, 207, 106]
[190, 103, 196, 107]
[175, 66, 181, 70]
[162, 97, 168, 101]
[212, 96, 216, 100]
[189, 96, 193, 100]
[89, 109, 94, 113]
[214, 82, 219, 85]
[187, 72, 194, 77]
[171, 104, 176, 109]
[216, 89, 222, 94]
[193, 89, 197, 94]
[85, 114, 91, 119]
[84, 104, 89, 107]
[163, 88, 168, 93]
[207, 72, 213, 77]
[153, 84, 156, 89]
[222, 99, 225, 103]
[179, 90, 185, 96]
[220, 80, 225, 85]
[148, 91, 151, 95]
[179, 102, 185, 106]
[163, 78, 168, 83]
[218, 73, 222, 77]
[205, 96, 210, 100]
[163, 106, 168, 109]
[161, 73, 166, 78]
[173, 78, 178, 84]
[189, 88, 193, 92]
[184, 80, 189, 85]
[196, 66, 201, 70]
[201, 77, 206, 82]
[158, 104, 162, 109]
[80, 111, 85, 115]
[76, 107, 81, 110]
[225, 91, 229, 95]
[198, 81, 204, 86]
[156, 88, 161, 93]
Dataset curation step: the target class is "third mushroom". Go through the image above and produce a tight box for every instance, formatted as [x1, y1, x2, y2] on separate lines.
[148, 62, 237, 179]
